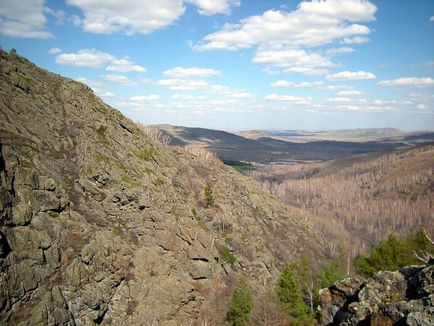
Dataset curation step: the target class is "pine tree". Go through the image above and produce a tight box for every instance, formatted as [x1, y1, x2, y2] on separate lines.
[226, 278, 253, 326]
[276, 264, 310, 323]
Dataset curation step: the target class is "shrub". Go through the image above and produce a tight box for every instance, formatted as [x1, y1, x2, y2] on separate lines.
[276, 264, 310, 323]
[354, 229, 433, 276]
[220, 246, 236, 265]
[96, 125, 108, 142]
[226, 278, 253, 326]
[204, 182, 214, 207]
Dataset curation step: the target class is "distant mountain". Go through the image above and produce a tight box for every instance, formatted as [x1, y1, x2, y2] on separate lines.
[152, 125, 418, 163]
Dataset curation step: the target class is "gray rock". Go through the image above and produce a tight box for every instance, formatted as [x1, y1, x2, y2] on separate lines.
[318, 264, 434, 325]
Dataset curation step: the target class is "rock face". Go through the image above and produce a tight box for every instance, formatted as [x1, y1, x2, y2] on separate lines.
[318, 263, 434, 325]
[0, 50, 327, 325]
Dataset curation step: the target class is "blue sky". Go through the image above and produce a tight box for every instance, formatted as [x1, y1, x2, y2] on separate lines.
[1, 0, 433, 131]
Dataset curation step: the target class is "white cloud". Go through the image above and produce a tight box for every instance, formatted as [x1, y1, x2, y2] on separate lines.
[163, 66, 221, 78]
[378, 77, 434, 88]
[253, 46, 335, 75]
[172, 94, 207, 100]
[158, 78, 209, 91]
[56, 49, 145, 73]
[209, 84, 253, 98]
[193, 0, 376, 51]
[48, 47, 62, 54]
[99, 91, 115, 97]
[325, 47, 354, 56]
[430, 16, 434, 22]
[106, 58, 146, 73]
[104, 74, 137, 86]
[336, 90, 363, 96]
[43, 7, 65, 25]
[270, 80, 324, 88]
[328, 97, 352, 103]
[130, 95, 160, 101]
[326, 70, 376, 81]
[341, 36, 369, 44]
[187, 0, 240, 16]
[56, 49, 115, 68]
[265, 93, 312, 105]
[0, 0, 53, 38]
[66, 0, 186, 35]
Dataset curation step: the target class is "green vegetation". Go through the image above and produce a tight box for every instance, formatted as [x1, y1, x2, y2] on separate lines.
[226, 278, 253, 326]
[143, 167, 156, 175]
[153, 177, 165, 187]
[95, 153, 110, 164]
[219, 246, 236, 265]
[132, 147, 158, 161]
[354, 229, 433, 276]
[276, 264, 312, 324]
[204, 182, 214, 207]
[222, 159, 254, 174]
[315, 260, 346, 291]
[121, 175, 137, 188]
[96, 125, 108, 142]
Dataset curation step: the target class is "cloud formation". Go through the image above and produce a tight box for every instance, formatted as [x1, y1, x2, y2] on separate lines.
[253, 47, 335, 75]
[163, 67, 221, 78]
[56, 49, 146, 73]
[187, 0, 240, 16]
[0, 0, 53, 38]
[326, 70, 376, 81]
[104, 74, 137, 86]
[56, 49, 115, 68]
[106, 58, 147, 73]
[66, 0, 186, 34]
[194, 0, 376, 51]
[378, 77, 434, 88]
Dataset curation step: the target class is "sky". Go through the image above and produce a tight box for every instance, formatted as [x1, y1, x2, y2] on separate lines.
[1, 0, 433, 131]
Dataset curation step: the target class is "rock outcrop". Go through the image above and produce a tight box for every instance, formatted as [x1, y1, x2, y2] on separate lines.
[0, 50, 327, 325]
[318, 263, 434, 325]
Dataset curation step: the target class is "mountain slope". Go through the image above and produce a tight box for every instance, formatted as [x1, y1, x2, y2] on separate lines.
[249, 144, 434, 255]
[152, 125, 409, 163]
[0, 50, 327, 325]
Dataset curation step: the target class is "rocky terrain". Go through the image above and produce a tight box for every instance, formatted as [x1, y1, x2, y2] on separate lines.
[318, 262, 434, 325]
[0, 50, 329, 325]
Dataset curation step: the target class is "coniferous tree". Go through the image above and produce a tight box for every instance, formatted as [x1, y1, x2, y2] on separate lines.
[276, 264, 311, 323]
[226, 278, 253, 326]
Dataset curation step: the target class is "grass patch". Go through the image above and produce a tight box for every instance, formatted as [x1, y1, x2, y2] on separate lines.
[95, 153, 110, 164]
[96, 125, 108, 143]
[96, 105, 108, 114]
[144, 167, 156, 175]
[222, 159, 254, 174]
[219, 246, 236, 265]
[121, 175, 137, 188]
[132, 147, 158, 161]
[153, 177, 165, 187]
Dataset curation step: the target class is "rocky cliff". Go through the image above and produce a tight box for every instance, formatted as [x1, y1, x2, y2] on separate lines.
[0, 50, 327, 325]
[318, 262, 434, 325]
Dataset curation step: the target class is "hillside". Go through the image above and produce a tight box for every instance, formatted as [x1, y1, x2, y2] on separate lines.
[0, 51, 330, 325]
[151, 125, 410, 163]
[249, 144, 434, 257]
